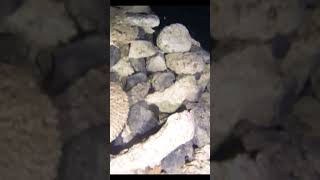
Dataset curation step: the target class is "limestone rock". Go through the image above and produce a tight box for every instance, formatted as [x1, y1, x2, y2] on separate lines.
[110, 111, 195, 174]
[128, 40, 158, 59]
[125, 13, 160, 33]
[182, 145, 210, 174]
[166, 52, 205, 75]
[146, 53, 167, 72]
[156, 23, 192, 53]
[151, 72, 175, 92]
[146, 76, 200, 113]
[128, 82, 150, 105]
[125, 72, 148, 91]
[111, 58, 135, 78]
[111, 23, 139, 45]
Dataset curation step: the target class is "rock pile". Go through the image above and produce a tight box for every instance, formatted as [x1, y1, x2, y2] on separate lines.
[212, 1, 320, 179]
[110, 6, 210, 174]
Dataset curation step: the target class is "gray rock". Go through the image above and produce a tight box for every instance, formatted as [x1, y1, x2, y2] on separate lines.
[127, 101, 159, 136]
[161, 142, 194, 174]
[182, 145, 210, 174]
[146, 53, 167, 72]
[194, 49, 211, 64]
[117, 6, 152, 13]
[151, 71, 175, 92]
[128, 40, 158, 59]
[110, 45, 121, 68]
[166, 52, 206, 75]
[197, 64, 210, 92]
[156, 23, 192, 53]
[66, 0, 106, 32]
[212, 0, 304, 40]
[111, 23, 139, 45]
[111, 58, 135, 78]
[125, 72, 148, 91]
[191, 101, 210, 147]
[130, 58, 147, 73]
[193, 127, 210, 149]
[128, 82, 150, 105]
[125, 13, 160, 34]
[146, 75, 201, 113]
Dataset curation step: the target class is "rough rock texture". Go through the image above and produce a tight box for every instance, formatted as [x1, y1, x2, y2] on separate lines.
[110, 111, 195, 174]
[156, 23, 193, 53]
[146, 53, 167, 72]
[110, 82, 129, 142]
[0, 64, 61, 180]
[166, 52, 206, 74]
[124, 13, 160, 34]
[128, 40, 158, 59]
[146, 76, 200, 113]
[182, 145, 210, 174]
[161, 142, 194, 174]
[151, 72, 175, 92]
[111, 6, 210, 174]
[127, 101, 159, 137]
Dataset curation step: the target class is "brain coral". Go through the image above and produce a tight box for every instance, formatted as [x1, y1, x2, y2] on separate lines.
[110, 82, 129, 142]
[0, 64, 61, 180]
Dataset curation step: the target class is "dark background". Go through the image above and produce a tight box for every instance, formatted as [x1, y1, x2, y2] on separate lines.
[151, 6, 210, 52]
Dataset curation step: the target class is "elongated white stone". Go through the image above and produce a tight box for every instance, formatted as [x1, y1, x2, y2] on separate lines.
[110, 111, 195, 174]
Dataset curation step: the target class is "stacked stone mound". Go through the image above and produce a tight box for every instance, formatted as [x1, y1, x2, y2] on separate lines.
[110, 82, 129, 142]
[212, 1, 320, 179]
[0, 64, 61, 180]
[110, 6, 210, 174]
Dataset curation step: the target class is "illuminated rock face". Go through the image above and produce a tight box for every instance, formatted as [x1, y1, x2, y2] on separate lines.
[110, 6, 210, 174]
[110, 82, 129, 142]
